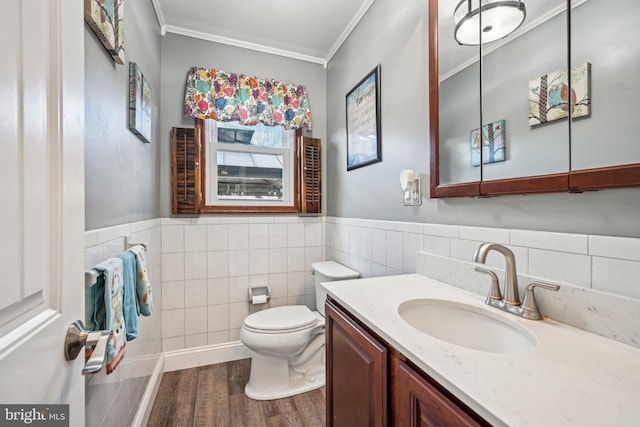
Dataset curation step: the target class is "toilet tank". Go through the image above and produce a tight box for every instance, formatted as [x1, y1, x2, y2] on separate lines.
[311, 261, 359, 316]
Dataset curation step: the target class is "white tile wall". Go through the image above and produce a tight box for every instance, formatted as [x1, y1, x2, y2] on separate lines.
[416, 251, 640, 348]
[592, 257, 640, 299]
[529, 249, 591, 287]
[325, 216, 640, 305]
[249, 224, 269, 249]
[184, 225, 207, 252]
[160, 215, 325, 351]
[84, 219, 162, 427]
[229, 224, 249, 250]
[511, 229, 588, 254]
[589, 235, 640, 261]
[207, 225, 229, 251]
[207, 251, 229, 278]
[86, 216, 640, 371]
[185, 279, 207, 308]
[162, 281, 185, 310]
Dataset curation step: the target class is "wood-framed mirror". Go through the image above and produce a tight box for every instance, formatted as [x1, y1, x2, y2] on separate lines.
[429, 0, 640, 199]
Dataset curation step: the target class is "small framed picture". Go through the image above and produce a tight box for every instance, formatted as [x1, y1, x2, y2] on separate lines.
[346, 65, 382, 171]
[129, 63, 152, 143]
[471, 120, 506, 166]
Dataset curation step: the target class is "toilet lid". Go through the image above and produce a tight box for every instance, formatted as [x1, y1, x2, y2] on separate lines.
[243, 306, 317, 332]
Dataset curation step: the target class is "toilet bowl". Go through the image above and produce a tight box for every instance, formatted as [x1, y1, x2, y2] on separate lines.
[240, 261, 359, 400]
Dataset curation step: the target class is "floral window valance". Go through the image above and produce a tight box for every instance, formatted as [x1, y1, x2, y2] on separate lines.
[184, 67, 313, 130]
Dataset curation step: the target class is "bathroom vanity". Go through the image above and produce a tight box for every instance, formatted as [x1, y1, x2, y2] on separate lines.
[323, 272, 640, 427]
[326, 298, 489, 426]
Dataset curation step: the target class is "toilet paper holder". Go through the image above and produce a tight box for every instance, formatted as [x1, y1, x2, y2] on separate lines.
[249, 286, 271, 304]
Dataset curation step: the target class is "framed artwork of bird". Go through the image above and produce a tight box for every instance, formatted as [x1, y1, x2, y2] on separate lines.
[471, 120, 506, 166]
[528, 63, 591, 126]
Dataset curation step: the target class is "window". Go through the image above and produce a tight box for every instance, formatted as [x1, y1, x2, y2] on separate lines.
[171, 122, 321, 215]
[205, 120, 296, 207]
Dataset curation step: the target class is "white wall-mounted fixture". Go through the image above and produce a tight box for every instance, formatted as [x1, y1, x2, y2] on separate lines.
[249, 286, 271, 305]
[399, 169, 421, 206]
[454, 0, 526, 46]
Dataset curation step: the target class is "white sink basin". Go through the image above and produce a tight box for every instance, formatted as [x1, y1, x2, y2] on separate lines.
[398, 299, 537, 354]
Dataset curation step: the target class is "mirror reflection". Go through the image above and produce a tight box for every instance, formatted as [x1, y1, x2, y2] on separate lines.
[482, 0, 568, 181]
[570, 0, 640, 170]
[436, 0, 640, 195]
[438, 0, 481, 185]
[438, 0, 568, 184]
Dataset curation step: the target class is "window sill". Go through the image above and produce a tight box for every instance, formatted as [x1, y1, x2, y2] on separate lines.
[199, 205, 299, 214]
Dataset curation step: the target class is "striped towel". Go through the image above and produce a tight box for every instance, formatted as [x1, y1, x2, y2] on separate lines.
[92, 258, 127, 372]
[128, 244, 153, 316]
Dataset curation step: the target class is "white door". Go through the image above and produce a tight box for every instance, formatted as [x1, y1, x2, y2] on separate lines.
[0, 0, 85, 425]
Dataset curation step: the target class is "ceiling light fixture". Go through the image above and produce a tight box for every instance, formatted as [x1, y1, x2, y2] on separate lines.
[454, 0, 526, 46]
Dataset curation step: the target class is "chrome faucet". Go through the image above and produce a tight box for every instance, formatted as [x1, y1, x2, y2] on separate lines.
[473, 242, 560, 320]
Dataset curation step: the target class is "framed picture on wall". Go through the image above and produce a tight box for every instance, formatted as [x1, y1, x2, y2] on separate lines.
[346, 65, 382, 171]
[129, 62, 152, 143]
[84, 0, 125, 64]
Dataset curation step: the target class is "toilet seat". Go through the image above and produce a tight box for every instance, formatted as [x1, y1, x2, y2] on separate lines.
[243, 306, 318, 334]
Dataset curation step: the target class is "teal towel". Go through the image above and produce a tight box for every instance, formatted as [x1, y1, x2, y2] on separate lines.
[116, 251, 139, 341]
[85, 273, 106, 331]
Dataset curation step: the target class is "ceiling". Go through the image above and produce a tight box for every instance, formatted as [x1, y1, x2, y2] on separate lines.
[151, 0, 376, 66]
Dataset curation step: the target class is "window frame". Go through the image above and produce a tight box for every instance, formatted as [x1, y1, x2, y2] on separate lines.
[196, 119, 301, 214]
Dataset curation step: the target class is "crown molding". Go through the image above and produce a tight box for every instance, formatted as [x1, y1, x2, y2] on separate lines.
[150, 0, 380, 67]
[150, 0, 166, 35]
[164, 25, 326, 65]
[324, 0, 377, 65]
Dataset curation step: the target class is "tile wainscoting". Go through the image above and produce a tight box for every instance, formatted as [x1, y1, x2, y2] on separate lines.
[84, 219, 163, 427]
[159, 216, 325, 351]
[325, 216, 640, 347]
[83, 215, 640, 425]
[325, 217, 640, 301]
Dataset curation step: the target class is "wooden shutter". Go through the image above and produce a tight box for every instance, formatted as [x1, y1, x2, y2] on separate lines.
[299, 135, 321, 214]
[172, 127, 202, 214]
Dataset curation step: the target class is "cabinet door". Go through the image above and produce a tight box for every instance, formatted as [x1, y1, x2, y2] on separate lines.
[326, 300, 388, 427]
[394, 359, 486, 427]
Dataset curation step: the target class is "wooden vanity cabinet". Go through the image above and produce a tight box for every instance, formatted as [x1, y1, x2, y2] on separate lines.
[393, 356, 488, 427]
[325, 298, 388, 427]
[326, 298, 490, 427]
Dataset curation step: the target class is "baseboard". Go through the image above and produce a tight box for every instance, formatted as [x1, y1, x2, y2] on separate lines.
[163, 341, 252, 373]
[131, 354, 165, 427]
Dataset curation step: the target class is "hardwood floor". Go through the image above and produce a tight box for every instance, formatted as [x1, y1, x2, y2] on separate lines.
[147, 358, 326, 426]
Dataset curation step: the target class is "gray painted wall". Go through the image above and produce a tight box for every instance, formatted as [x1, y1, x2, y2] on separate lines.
[326, 0, 640, 238]
[85, 0, 162, 230]
[159, 34, 327, 217]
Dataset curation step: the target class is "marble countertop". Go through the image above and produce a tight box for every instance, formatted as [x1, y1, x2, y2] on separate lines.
[322, 274, 640, 427]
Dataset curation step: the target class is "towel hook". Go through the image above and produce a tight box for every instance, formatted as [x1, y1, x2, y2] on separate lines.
[125, 236, 148, 251]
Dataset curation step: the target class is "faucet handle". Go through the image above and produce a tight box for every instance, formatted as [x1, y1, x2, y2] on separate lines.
[474, 267, 502, 303]
[522, 282, 560, 320]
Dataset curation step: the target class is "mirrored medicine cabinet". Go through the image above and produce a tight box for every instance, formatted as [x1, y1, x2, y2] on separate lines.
[429, 0, 640, 198]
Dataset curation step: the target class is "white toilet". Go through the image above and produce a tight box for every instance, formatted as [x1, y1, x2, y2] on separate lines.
[240, 260, 359, 400]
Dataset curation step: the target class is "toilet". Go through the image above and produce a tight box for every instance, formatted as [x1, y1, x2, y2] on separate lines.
[240, 261, 360, 400]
